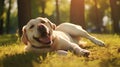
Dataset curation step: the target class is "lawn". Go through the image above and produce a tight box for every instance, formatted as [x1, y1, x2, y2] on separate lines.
[0, 34, 120, 67]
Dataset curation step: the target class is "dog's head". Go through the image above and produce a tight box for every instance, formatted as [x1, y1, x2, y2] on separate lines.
[21, 17, 56, 46]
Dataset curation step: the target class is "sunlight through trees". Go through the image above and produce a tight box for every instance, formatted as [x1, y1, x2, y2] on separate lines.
[0, 0, 120, 35]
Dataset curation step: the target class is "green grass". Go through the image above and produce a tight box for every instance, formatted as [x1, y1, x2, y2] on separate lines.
[0, 34, 120, 67]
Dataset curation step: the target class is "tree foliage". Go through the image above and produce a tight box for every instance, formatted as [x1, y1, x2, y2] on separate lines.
[1, 0, 120, 35]
[85, 0, 111, 33]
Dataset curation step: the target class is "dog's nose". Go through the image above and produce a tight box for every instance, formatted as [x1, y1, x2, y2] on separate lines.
[37, 24, 47, 36]
[38, 24, 45, 31]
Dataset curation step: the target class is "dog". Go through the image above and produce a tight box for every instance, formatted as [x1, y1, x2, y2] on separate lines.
[21, 17, 105, 57]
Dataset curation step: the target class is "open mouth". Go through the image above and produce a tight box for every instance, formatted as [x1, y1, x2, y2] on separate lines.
[33, 36, 52, 44]
[33, 24, 52, 44]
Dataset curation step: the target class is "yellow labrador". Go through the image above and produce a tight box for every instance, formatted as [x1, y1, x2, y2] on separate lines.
[21, 17, 105, 57]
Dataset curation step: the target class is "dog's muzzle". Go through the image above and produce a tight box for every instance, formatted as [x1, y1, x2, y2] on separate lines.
[37, 24, 48, 37]
[33, 24, 52, 44]
[33, 36, 52, 44]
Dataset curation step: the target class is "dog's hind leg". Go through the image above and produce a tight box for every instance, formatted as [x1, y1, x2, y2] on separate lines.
[56, 23, 105, 46]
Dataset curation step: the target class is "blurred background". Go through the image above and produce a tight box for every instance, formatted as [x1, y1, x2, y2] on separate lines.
[0, 0, 120, 37]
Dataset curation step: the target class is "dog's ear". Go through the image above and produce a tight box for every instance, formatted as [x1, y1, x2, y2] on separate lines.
[45, 18, 56, 30]
[21, 26, 28, 45]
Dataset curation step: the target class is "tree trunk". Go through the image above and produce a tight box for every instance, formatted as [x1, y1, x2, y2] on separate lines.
[94, 0, 103, 33]
[0, 0, 5, 35]
[6, 0, 12, 34]
[41, 0, 46, 17]
[70, 0, 86, 29]
[55, 0, 60, 25]
[110, 0, 120, 33]
[17, 0, 31, 37]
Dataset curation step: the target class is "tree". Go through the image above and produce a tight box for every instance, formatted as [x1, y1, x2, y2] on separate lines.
[6, 0, 12, 34]
[17, 0, 31, 37]
[93, 0, 103, 32]
[86, 0, 110, 33]
[39, 0, 46, 17]
[0, 0, 5, 34]
[70, 0, 86, 29]
[110, 0, 120, 33]
[55, 0, 60, 25]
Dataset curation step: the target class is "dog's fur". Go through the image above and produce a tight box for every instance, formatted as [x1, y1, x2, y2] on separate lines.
[21, 17, 105, 57]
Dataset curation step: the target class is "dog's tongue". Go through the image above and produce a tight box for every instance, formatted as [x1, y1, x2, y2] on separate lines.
[39, 36, 51, 44]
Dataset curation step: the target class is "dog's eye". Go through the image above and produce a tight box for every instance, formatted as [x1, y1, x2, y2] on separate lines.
[41, 20, 45, 23]
[29, 25, 34, 29]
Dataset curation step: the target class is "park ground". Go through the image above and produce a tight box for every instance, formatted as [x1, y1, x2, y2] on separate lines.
[0, 34, 120, 67]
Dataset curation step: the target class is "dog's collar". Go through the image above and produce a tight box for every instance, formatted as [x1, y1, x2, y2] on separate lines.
[31, 45, 51, 49]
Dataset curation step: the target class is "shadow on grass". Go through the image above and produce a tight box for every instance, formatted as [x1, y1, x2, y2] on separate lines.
[0, 34, 18, 46]
[1, 51, 120, 67]
[1, 52, 47, 67]
[99, 57, 120, 67]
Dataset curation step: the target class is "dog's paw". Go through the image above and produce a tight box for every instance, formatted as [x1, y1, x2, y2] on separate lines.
[94, 39, 105, 47]
[80, 49, 90, 57]
[91, 38, 105, 47]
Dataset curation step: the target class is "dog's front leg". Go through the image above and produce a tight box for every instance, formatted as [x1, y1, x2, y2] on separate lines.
[70, 43, 90, 57]
[56, 50, 68, 55]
